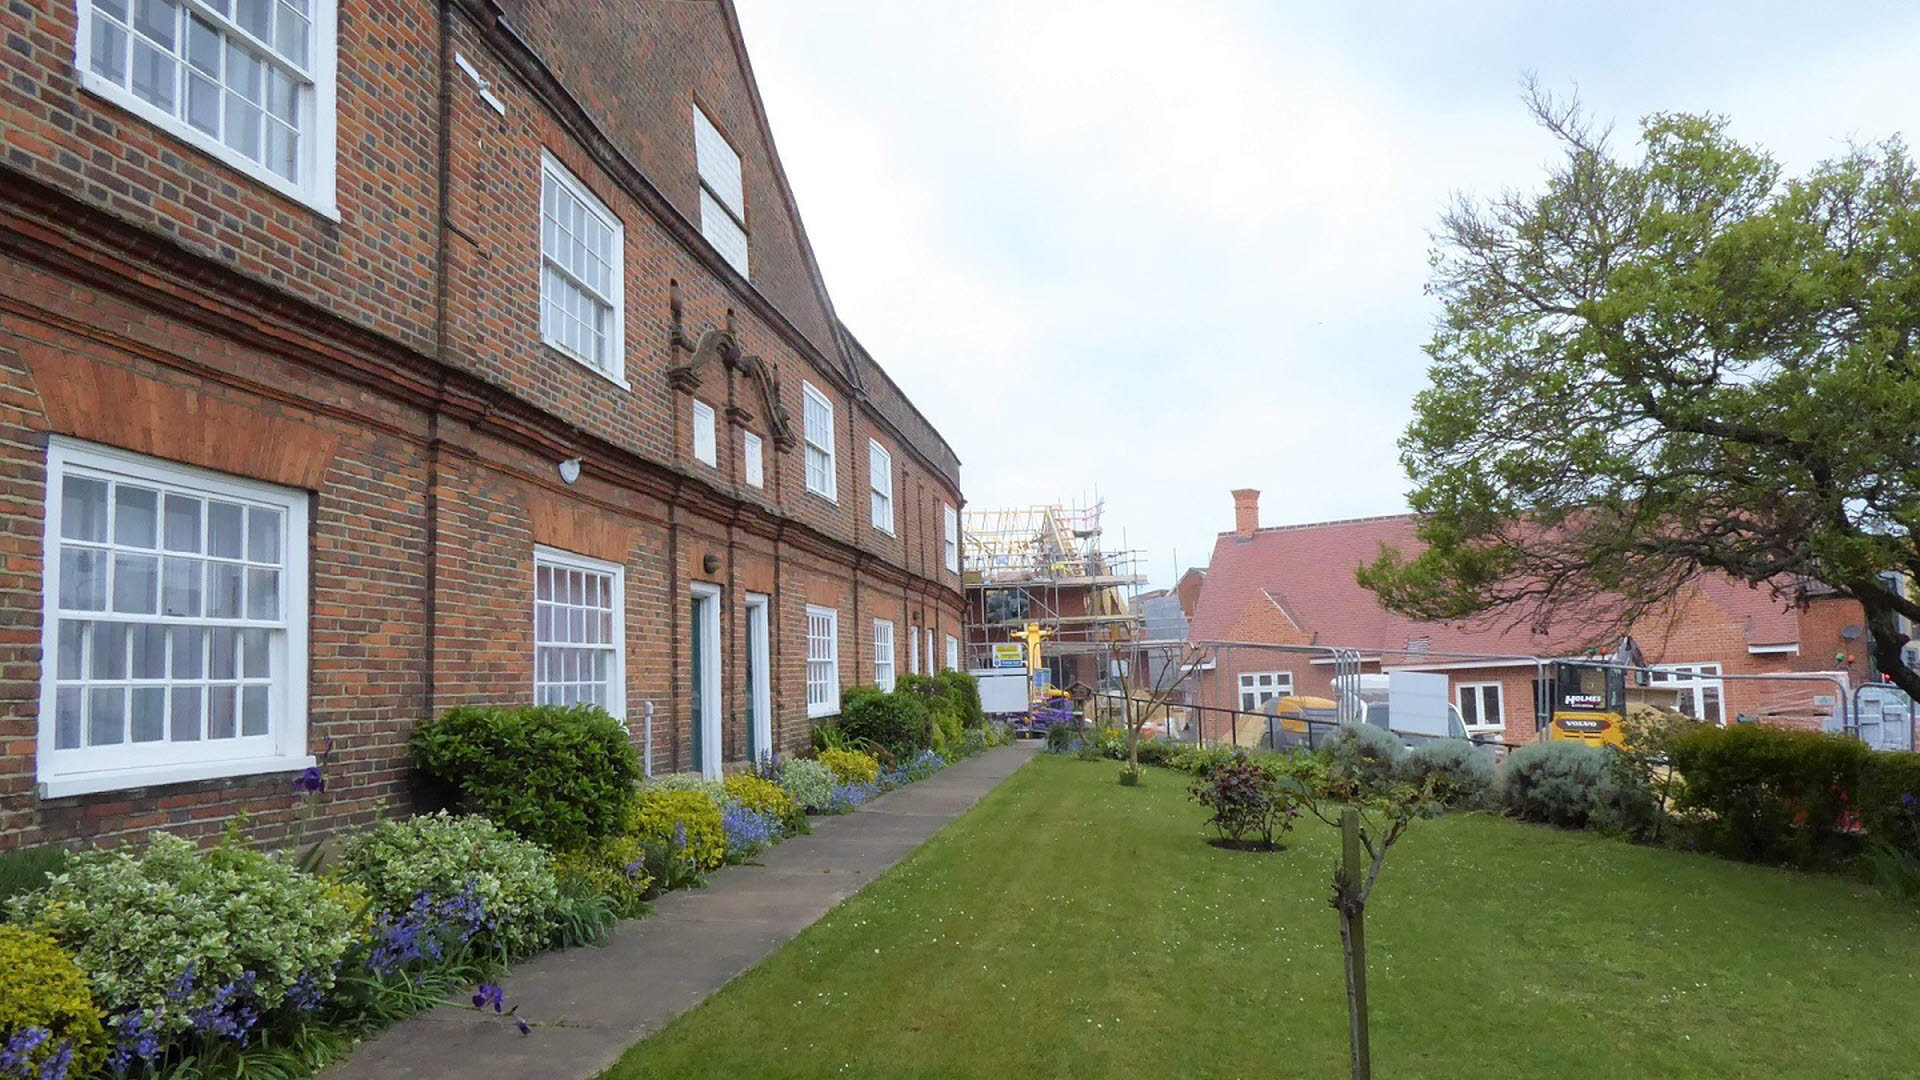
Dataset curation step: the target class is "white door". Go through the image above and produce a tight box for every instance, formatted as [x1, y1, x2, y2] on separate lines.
[691, 583, 723, 779]
[745, 594, 772, 766]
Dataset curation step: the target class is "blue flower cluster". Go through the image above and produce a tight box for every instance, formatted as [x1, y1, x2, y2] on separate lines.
[189, 971, 262, 1044]
[0, 1027, 72, 1080]
[825, 782, 880, 814]
[366, 883, 493, 976]
[106, 1010, 160, 1076]
[720, 805, 781, 861]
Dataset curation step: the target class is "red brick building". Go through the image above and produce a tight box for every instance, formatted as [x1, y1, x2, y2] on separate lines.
[0, 0, 964, 850]
[1189, 490, 1870, 746]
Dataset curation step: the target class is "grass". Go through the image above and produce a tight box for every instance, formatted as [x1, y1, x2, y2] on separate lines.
[604, 754, 1920, 1079]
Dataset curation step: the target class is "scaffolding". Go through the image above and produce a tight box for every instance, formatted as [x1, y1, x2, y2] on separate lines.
[962, 500, 1147, 689]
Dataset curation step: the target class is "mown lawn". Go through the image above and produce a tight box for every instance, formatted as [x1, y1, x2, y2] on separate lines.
[603, 753, 1920, 1079]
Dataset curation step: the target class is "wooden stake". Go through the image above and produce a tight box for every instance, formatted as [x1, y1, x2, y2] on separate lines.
[1340, 808, 1371, 1080]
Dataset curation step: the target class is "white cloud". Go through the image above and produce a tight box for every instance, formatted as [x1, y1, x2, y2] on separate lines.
[735, 0, 1920, 587]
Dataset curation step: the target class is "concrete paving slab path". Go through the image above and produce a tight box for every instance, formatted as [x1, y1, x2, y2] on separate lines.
[324, 743, 1035, 1080]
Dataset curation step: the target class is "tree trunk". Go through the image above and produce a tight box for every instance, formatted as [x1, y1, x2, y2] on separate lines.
[1339, 808, 1371, 1080]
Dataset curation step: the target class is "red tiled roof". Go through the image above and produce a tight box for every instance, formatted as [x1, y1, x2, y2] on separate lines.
[1187, 514, 1803, 657]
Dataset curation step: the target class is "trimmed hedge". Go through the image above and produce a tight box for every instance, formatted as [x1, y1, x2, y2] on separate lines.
[1858, 751, 1920, 857]
[1666, 724, 1871, 864]
[411, 703, 640, 851]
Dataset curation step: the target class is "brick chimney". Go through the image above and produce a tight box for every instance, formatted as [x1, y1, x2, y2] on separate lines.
[1231, 488, 1260, 539]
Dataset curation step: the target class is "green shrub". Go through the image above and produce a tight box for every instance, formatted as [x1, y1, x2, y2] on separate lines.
[936, 670, 985, 728]
[1497, 741, 1651, 831]
[779, 757, 836, 812]
[1858, 751, 1920, 857]
[627, 789, 727, 871]
[0, 845, 68, 907]
[1133, 738, 1176, 767]
[1398, 739, 1496, 808]
[649, 773, 727, 806]
[930, 704, 965, 761]
[410, 703, 640, 851]
[1667, 724, 1871, 864]
[0, 925, 107, 1077]
[818, 747, 881, 786]
[1188, 759, 1299, 847]
[837, 685, 934, 758]
[1168, 743, 1242, 777]
[1045, 723, 1077, 752]
[9, 832, 357, 1042]
[723, 773, 805, 836]
[1320, 723, 1405, 790]
[336, 811, 560, 960]
[552, 835, 653, 919]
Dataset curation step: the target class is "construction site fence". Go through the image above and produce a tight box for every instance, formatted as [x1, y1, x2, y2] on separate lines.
[1068, 698, 1529, 762]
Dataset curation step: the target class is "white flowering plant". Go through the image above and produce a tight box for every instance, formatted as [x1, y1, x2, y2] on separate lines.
[335, 812, 561, 961]
[6, 831, 357, 1044]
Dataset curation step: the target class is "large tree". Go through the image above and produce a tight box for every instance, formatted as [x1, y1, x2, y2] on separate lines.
[1359, 83, 1920, 699]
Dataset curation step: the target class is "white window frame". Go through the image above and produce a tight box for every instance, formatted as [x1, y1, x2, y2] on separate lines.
[806, 604, 840, 717]
[943, 503, 959, 573]
[691, 399, 717, 466]
[1456, 681, 1505, 733]
[1238, 670, 1293, 713]
[533, 545, 626, 722]
[38, 437, 312, 798]
[693, 104, 749, 276]
[908, 623, 920, 675]
[1649, 663, 1726, 726]
[945, 633, 959, 671]
[742, 431, 764, 488]
[869, 440, 894, 534]
[872, 617, 896, 692]
[802, 381, 836, 501]
[538, 150, 626, 385]
[73, 0, 340, 218]
[926, 627, 935, 676]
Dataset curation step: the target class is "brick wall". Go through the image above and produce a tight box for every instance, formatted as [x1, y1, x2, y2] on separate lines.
[0, 0, 965, 850]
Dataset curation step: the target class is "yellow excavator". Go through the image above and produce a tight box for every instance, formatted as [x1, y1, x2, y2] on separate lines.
[1545, 657, 1637, 747]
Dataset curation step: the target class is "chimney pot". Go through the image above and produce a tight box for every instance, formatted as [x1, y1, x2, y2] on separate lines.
[1231, 488, 1260, 539]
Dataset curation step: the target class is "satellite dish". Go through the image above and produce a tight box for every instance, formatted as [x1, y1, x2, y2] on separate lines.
[1841, 624, 1863, 641]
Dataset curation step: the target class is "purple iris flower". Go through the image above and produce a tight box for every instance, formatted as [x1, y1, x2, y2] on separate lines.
[471, 983, 505, 1013]
[293, 765, 325, 794]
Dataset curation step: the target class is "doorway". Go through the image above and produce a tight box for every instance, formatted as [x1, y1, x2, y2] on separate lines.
[745, 593, 772, 767]
[691, 583, 722, 779]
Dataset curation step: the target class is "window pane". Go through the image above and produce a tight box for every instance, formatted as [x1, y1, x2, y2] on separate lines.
[62, 475, 109, 542]
[208, 501, 245, 558]
[170, 686, 202, 740]
[274, 5, 308, 67]
[247, 506, 282, 563]
[187, 13, 220, 73]
[132, 687, 167, 742]
[236, 0, 270, 39]
[209, 627, 237, 679]
[89, 687, 126, 746]
[225, 93, 262, 160]
[164, 493, 201, 551]
[91, 622, 128, 679]
[91, 14, 129, 83]
[207, 561, 242, 617]
[170, 626, 204, 678]
[130, 38, 178, 111]
[242, 628, 270, 677]
[131, 623, 168, 679]
[163, 555, 203, 616]
[57, 619, 87, 680]
[246, 567, 279, 620]
[241, 684, 269, 736]
[114, 485, 159, 547]
[56, 687, 84, 750]
[112, 552, 159, 614]
[1461, 691, 1478, 724]
[133, 0, 177, 47]
[207, 685, 236, 738]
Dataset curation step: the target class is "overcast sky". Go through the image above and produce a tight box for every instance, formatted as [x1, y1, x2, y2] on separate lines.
[732, 0, 1920, 590]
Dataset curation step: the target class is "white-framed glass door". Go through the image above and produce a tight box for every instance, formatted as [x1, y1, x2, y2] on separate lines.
[745, 593, 771, 767]
[690, 583, 723, 779]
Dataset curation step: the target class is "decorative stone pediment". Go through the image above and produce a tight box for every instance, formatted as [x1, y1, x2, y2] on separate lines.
[666, 281, 794, 449]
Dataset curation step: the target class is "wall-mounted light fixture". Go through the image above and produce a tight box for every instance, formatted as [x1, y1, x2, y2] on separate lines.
[702, 553, 722, 574]
[557, 457, 583, 485]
